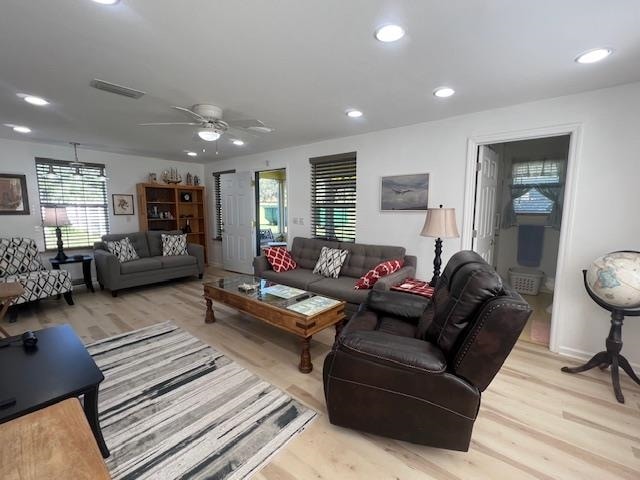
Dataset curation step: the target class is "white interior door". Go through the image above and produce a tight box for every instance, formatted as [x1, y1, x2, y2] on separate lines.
[221, 172, 254, 274]
[473, 145, 500, 265]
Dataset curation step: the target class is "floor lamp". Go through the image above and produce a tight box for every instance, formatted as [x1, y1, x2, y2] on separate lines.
[43, 207, 71, 261]
[420, 205, 460, 287]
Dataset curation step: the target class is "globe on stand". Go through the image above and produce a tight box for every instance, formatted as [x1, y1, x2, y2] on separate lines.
[561, 251, 640, 403]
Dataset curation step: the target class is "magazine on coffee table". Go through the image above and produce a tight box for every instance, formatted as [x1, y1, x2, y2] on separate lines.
[287, 296, 341, 316]
[262, 284, 307, 299]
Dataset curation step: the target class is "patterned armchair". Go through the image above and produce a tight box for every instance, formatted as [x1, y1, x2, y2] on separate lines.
[0, 238, 73, 321]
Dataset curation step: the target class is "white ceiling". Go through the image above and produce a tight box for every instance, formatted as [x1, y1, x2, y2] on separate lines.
[0, 0, 639, 164]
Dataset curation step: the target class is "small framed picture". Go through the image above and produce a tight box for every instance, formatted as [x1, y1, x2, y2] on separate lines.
[112, 194, 135, 215]
[380, 173, 429, 211]
[0, 174, 30, 215]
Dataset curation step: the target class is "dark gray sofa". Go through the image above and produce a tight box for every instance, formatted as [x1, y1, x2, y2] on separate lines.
[94, 230, 205, 296]
[253, 237, 416, 313]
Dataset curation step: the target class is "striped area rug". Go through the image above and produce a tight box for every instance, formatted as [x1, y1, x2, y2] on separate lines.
[86, 322, 317, 480]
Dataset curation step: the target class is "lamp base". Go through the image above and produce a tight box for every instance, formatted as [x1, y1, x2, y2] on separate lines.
[429, 237, 443, 287]
[55, 226, 68, 262]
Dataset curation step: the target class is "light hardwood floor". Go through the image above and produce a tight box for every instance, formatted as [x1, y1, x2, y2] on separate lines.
[4, 269, 640, 480]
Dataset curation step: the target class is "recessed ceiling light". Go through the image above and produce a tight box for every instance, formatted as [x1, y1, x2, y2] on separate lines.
[375, 24, 405, 43]
[92, 0, 120, 5]
[346, 109, 363, 118]
[575, 48, 613, 64]
[433, 86, 455, 98]
[187, 151, 197, 157]
[13, 126, 32, 133]
[232, 139, 245, 146]
[17, 94, 49, 106]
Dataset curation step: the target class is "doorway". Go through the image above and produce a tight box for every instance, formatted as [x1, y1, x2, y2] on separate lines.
[255, 168, 287, 255]
[471, 135, 571, 347]
[220, 171, 254, 274]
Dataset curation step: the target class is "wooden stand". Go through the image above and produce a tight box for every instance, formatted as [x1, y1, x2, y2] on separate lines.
[430, 237, 442, 287]
[137, 183, 209, 263]
[561, 270, 640, 403]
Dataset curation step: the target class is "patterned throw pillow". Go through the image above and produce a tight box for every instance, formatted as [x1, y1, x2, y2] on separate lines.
[264, 247, 297, 273]
[161, 233, 188, 256]
[354, 259, 405, 289]
[0, 237, 44, 277]
[313, 247, 348, 278]
[106, 237, 139, 263]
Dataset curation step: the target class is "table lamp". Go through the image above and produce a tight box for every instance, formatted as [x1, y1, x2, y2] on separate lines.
[43, 207, 71, 261]
[420, 205, 460, 286]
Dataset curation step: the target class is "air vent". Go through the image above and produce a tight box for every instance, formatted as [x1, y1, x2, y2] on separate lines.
[90, 79, 146, 99]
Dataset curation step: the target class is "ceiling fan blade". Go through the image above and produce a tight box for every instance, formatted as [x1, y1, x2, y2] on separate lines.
[227, 126, 259, 139]
[171, 106, 208, 123]
[138, 122, 201, 126]
[227, 119, 274, 133]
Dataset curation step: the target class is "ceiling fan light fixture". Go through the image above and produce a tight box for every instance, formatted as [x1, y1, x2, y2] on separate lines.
[232, 139, 245, 146]
[12, 125, 32, 133]
[187, 151, 198, 157]
[18, 94, 50, 106]
[198, 128, 221, 142]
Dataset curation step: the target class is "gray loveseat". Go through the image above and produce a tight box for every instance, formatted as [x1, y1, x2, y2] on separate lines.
[94, 230, 205, 296]
[253, 237, 416, 313]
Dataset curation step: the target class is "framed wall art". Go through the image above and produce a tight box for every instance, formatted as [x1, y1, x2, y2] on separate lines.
[380, 173, 429, 211]
[112, 194, 135, 215]
[0, 174, 30, 215]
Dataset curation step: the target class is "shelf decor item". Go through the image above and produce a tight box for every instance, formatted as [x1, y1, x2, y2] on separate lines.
[162, 168, 182, 184]
[186, 173, 193, 185]
[381, 173, 429, 211]
[420, 205, 459, 286]
[0, 174, 30, 215]
[42, 206, 72, 261]
[112, 194, 135, 215]
[561, 251, 640, 403]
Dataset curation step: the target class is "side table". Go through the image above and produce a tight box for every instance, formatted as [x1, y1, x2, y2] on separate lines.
[0, 324, 110, 458]
[0, 282, 24, 337]
[50, 255, 95, 293]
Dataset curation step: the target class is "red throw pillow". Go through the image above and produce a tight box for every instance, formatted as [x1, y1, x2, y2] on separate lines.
[264, 247, 298, 273]
[354, 259, 404, 289]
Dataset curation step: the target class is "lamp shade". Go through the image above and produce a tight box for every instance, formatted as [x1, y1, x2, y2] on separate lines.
[420, 206, 459, 239]
[43, 207, 71, 227]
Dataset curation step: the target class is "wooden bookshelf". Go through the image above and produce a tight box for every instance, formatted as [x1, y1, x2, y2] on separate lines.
[136, 183, 209, 263]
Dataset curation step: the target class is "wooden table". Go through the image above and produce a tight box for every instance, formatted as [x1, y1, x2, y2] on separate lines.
[204, 276, 345, 373]
[0, 282, 24, 338]
[0, 398, 111, 480]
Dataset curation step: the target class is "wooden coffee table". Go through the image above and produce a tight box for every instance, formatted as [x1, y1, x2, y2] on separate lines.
[204, 276, 345, 373]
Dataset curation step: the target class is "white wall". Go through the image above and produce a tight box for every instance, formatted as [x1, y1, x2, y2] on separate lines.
[205, 81, 640, 366]
[0, 138, 204, 278]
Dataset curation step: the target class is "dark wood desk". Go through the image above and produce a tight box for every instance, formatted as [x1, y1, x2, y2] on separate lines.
[0, 324, 109, 458]
[49, 255, 95, 292]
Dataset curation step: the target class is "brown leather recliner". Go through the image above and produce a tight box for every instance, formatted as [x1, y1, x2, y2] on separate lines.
[322, 250, 532, 451]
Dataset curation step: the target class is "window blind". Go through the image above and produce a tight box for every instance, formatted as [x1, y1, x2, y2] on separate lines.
[511, 159, 563, 214]
[310, 152, 357, 242]
[213, 173, 222, 240]
[35, 158, 109, 250]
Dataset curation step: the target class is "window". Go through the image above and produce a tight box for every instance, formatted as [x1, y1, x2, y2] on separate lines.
[511, 160, 563, 214]
[213, 173, 222, 240]
[310, 152, 356, 242]
[35, 158, 109, 249]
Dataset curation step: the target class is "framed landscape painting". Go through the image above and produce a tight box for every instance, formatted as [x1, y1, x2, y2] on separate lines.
[380, 173, 429, 211]
[0, 174, 30, 215]
[113, 194, 135, 215]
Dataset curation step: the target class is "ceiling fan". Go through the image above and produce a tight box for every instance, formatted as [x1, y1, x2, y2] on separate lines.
[138, 104, 274, 142]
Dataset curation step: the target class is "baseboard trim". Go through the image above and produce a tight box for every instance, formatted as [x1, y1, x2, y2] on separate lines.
[558, 345, 640, 371]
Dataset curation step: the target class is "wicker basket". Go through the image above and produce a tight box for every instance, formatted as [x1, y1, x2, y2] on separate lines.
[508, 268, 544, 295]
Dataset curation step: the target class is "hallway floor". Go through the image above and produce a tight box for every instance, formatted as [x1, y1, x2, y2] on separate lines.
[520, 292, 553, 346]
